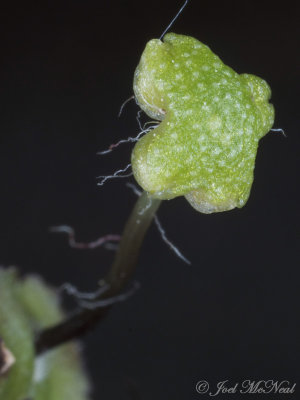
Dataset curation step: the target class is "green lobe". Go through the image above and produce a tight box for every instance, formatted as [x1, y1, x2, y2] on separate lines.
[132, 33, 274, 213]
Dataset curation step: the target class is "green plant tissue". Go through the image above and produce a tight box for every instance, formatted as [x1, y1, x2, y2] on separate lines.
[132, 33, 274, 213]
[0, 268, 91, 400]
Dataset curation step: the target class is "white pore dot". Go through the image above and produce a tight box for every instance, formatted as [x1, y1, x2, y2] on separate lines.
[174, 63, 180, 69]
[193, 123, 201, 129]
[159, 63, 166, 69]
[193, 71, 200, 78]
[224, 70, 233, 77]
[183, 52, 190, 57]
[175, 73, 183, 80]
[213, 96, 220, 102]
[182, 94, 191, 100]
[208, 116, 222, 131]
[225, 93, 232, 100]
[221, 78, 228, 85]
[213, 147, 221, 155]
[246, 104, 251, 109]
[202, 65, 210, 71]
[194, 43, 202, 49]
[197, 82, 205, 89]
[185, 60, 193, 67]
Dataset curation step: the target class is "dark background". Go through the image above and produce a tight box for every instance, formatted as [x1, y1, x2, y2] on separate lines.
[0, 0, 299, 399]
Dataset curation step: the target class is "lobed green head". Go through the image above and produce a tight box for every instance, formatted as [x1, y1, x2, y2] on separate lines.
[132, 33, 274, 213]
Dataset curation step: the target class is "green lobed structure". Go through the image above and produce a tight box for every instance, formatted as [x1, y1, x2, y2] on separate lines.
[132, 33, 274, 213]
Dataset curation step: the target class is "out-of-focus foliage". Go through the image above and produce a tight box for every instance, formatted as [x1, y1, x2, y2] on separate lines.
[0, 268, 91, 400]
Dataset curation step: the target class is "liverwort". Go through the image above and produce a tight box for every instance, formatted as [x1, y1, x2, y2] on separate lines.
[132, 33, 274, 213]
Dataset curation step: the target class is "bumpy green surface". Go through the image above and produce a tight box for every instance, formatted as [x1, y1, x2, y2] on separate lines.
[132, 33, 274, 213]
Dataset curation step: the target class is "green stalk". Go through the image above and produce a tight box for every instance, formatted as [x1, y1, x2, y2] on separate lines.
[35, 192, 161, 354]
[106, 191, 161, 293]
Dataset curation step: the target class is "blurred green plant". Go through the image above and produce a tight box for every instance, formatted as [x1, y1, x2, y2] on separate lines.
[0, 268, 90, 400]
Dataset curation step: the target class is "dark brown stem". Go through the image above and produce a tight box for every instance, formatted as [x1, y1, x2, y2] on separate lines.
[35, 192, 161, 354]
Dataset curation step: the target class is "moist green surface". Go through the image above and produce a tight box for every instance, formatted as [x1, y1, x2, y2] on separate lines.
[132, 33, 274, 213]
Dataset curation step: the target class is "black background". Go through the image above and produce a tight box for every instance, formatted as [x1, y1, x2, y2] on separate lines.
[0, 0, 299, 399]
